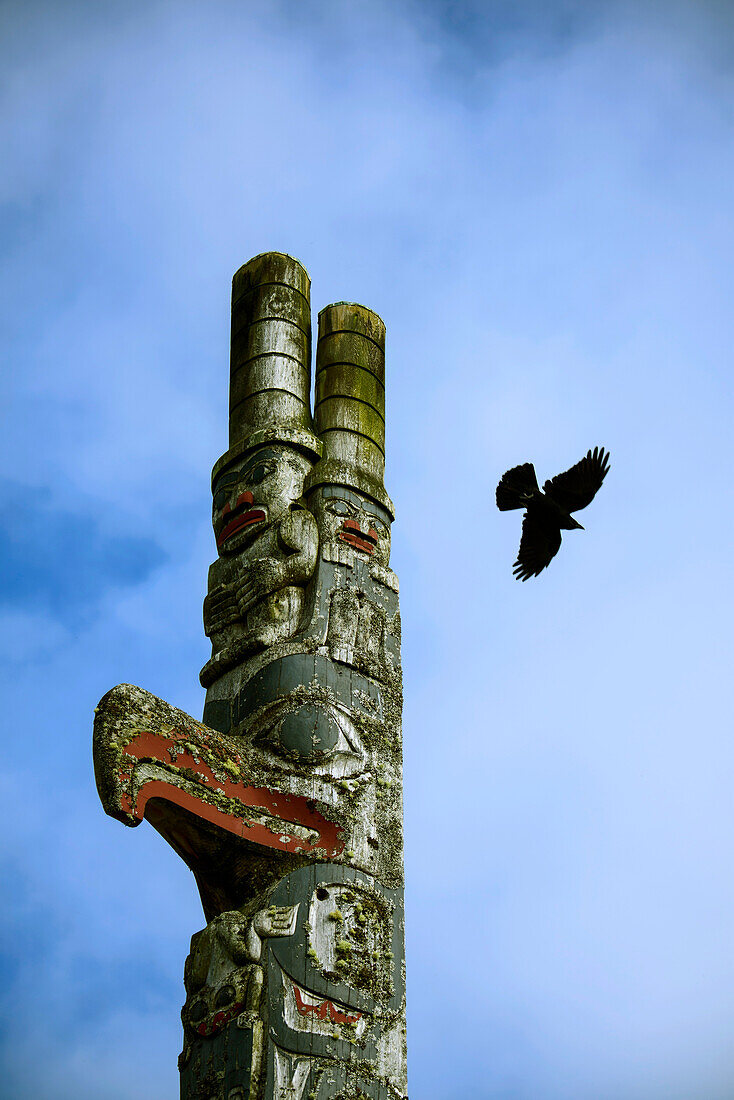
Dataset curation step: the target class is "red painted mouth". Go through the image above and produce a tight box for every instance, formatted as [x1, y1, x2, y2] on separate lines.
[292, 984, 361, 1026]
[195, 999, 245, 1037]
[217, 509, 266, 547]
[339, 524, 378, 555]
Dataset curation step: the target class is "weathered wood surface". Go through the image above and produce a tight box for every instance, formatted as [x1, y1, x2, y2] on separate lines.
[93, 253, 407, 1099]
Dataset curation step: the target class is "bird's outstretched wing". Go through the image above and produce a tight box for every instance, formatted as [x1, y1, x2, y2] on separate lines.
[513, 513, 562, 581]
[543, 446, 610, 513]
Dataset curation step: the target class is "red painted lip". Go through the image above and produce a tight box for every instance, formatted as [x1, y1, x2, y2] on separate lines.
[339, 530, 376, 555]
[217, 509, 266, 547]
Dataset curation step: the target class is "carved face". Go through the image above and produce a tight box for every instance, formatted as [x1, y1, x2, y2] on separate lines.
[212, 446, 311, 555]
[311, 487, 391, 567]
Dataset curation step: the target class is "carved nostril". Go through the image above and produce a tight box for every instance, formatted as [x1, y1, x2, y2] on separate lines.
[368, 528, 378, 541]
[221, 503, 231, 516]
[342, 519, 361, 532]
[237, 491, 254, 508]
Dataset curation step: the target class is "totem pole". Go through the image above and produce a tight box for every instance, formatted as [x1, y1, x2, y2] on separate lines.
[93, 253, 407, 1099]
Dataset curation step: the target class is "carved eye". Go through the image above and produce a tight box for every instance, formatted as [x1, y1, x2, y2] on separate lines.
[370, 519, 388, 538]
[247, 462, 270, 485]
[212, 474, 240, 510]
[214, 984, 236, 1008]
[326, 499, 353, 517]
[188, 999, 207, 1022]
[275, 704, 362, 764]
[254, 703, 365, 771]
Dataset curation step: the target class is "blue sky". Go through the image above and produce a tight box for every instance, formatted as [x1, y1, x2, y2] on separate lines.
[2, 1, 734, 1096]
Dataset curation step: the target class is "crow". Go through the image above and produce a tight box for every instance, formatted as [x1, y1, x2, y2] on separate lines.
[496, 446, 610, 581]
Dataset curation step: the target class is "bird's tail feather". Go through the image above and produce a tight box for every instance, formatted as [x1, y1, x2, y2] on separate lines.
[496, 463, 539, 510]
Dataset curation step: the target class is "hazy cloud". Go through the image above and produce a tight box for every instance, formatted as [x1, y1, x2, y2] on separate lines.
[2, 1, 734, 1096]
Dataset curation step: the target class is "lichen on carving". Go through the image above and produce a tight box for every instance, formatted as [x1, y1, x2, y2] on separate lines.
[93, 253, 408, 1100]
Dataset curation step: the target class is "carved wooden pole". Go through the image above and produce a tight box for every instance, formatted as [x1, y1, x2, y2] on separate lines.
[93, 253, 407, 1099]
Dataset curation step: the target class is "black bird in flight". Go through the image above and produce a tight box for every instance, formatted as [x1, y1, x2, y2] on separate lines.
[496, 446, 610, 580]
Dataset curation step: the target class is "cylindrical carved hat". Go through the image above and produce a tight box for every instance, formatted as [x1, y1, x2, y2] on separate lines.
[212, 252, 322, 485]
[305, 302, 394, 518]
